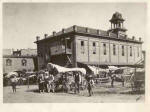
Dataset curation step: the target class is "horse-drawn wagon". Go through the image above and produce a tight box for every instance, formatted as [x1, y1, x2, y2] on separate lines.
[46, 63, 87, 93]
[129, 68, 145, 92]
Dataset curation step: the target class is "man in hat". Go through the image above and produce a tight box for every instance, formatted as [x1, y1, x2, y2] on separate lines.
[48, 72, 55, 93]
[74, 71, 81, 94]
[87, 75, 94, 96]
[10, 76, 18, 93]
[38, 72, 45, 93]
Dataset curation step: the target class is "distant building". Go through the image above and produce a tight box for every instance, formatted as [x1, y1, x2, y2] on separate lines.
[35, 12, 143, 70]
[12, 49, 37, 56]
[3, 55, 36, 73]
[3, 49, 38, 74]
[3, 49, 13, 55]
[20, 49, 37, 56]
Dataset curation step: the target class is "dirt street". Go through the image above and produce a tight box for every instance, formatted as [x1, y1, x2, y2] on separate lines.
[3, 82, 145, 103]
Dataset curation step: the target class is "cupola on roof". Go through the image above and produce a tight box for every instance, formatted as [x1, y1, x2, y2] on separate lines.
[110, 12, 125, 22]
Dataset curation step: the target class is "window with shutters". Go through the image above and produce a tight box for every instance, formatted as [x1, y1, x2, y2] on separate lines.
[122, 45, 124, 56]
[93, 42, 96, 54]
[130, 46, 132, 56]
[81, 41, 85, 54]
[103, 43, 106, 55]
[113, 44, 116, 55]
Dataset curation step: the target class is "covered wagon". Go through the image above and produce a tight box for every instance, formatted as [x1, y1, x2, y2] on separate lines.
[47, 63, 87, 92]
[129, 68, 145, 92]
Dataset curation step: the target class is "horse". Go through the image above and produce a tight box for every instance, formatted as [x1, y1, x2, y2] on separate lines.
[108, 71, 125, 87]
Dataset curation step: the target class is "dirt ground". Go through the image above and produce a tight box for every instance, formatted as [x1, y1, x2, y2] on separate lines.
[3, 82, 145, 103]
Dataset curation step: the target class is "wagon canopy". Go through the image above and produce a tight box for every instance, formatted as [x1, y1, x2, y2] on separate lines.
[47, 63, 86, 74]
[87, 65, 109, 75]
[108, 66, 119, 71]
[5, 72, 18, 78]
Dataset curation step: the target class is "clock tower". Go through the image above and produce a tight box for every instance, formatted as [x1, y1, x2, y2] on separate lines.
[108, 12, 127, 37]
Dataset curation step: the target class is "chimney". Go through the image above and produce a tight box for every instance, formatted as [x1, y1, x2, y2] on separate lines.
[36, 36, 40, 41]
[62, 28, 65, 33]
[97, 30, 100, 35]
[73, 25, 77, 32]
[44, 34, 48, 38]
[139, 37, 142, 41]
[86, 28, 89, 33]
[53, 31, 56, 36]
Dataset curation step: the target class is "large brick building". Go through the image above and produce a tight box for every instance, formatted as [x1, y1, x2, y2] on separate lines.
[35, 12, 143, 70]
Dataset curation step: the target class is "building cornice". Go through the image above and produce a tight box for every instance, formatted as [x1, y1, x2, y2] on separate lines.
[35, 25, 143, 44]
[3, 55, 37, 58]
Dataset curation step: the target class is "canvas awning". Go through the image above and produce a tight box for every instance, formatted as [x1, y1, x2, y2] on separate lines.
[47, 63, 86, 74]
[108, 66, 119, 70]
[88, 65, 110, 75]
[5, 72, 18, 78]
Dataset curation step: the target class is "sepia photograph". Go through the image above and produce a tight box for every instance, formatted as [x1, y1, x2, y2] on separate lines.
[2, 2, 146, 103]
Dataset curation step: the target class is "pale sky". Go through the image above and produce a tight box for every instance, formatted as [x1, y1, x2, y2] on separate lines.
[3, 3, 147, 50]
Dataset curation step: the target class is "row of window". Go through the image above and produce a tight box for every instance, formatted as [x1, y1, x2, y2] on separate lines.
[80, 41, 140, 57]
[6, 59, 27, 66]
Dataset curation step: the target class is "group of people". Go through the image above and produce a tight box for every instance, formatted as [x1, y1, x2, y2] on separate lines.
[38, 70, 55, 93]
[8, 69, 95, 97]
[62, 71, 95, 96]
[37, 70, 95, 97]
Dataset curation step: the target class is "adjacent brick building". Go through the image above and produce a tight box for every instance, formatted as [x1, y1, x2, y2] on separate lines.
[35, 12, 143, 70]
[3, 55, 36, 73]
[3, 49, 38, 73]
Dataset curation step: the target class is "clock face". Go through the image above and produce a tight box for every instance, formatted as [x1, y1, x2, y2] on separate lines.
[118, 31, 126, 36]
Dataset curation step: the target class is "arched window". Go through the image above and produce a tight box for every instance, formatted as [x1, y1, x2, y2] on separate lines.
[6, 59, 12, 66]
[22, 59, 27, 66]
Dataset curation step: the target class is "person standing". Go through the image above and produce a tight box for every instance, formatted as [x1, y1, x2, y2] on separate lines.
[74, 71, 80, 94]
[87, 75, 94, 97]
[10, 76, 18, 93]
[49, 73, 55, 93]
[62, 73, 68, 93]
[111, 74, 116, 87]
[38, 73, 45, 93]
[44, 71, 50, 92]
